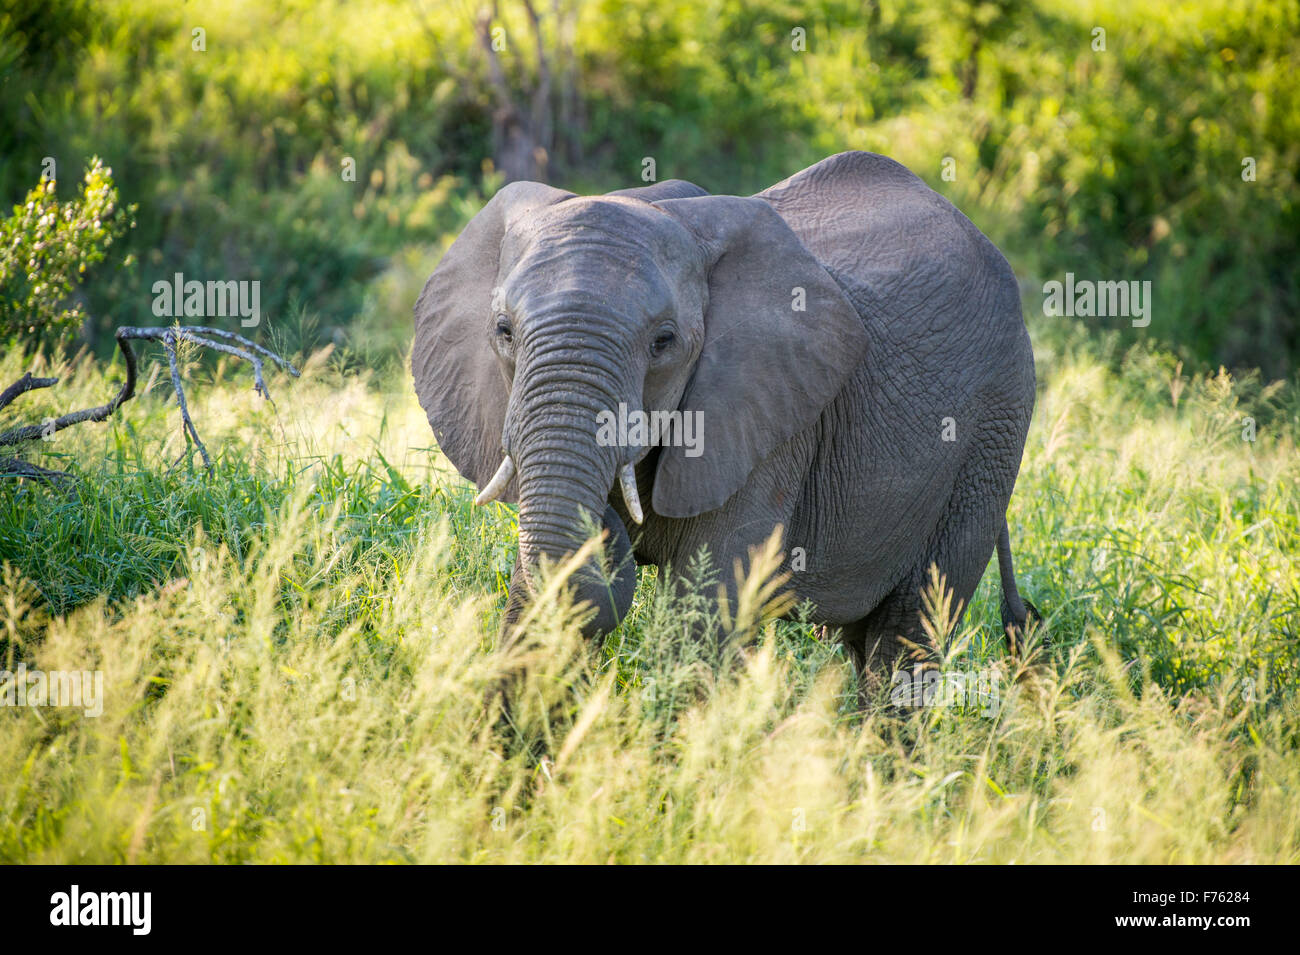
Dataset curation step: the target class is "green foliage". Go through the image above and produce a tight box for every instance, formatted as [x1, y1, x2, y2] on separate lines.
[0, 0, 97, 163]
[931, 0, 1300, 377]
[1, 0, 1295, 371]
[1, 0, 485, 353]
[0, 159, 132, 344]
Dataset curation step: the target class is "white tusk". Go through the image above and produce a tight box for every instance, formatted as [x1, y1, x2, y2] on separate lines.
[474, 455, 515, 506]
[619, 463, 644, 525]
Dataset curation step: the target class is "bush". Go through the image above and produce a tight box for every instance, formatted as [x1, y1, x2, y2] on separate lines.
[1, 0, 1295, 370]
[0, 158, 132, 345]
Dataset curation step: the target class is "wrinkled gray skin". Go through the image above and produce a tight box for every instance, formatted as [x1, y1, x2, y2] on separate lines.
[413, 152, 1035, 679]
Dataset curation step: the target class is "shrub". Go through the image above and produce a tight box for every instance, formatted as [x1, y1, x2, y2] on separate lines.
[0, 158, 132, 346]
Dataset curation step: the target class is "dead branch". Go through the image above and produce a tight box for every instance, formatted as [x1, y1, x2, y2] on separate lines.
[0, 457, 71, 485]
[160, 328, 209, 468]
[0, 330, 140, 449]
[0, 373, 60, 413]
[0, 325, 300, 480]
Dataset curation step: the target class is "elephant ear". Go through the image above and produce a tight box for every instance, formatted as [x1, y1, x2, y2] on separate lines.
[650, 196, 869, 518]
[412, 181, 573, 501]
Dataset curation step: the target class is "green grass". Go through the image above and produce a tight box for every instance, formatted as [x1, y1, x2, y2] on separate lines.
[1, 325, 1298, 863]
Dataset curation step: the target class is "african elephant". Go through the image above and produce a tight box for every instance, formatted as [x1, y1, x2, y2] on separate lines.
[412, 151, 1036, 681]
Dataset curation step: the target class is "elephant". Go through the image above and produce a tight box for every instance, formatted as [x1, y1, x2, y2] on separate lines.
[412, 151, 1037, 685]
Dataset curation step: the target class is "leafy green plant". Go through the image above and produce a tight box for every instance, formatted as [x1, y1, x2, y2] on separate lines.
[0, 158, 132, 345]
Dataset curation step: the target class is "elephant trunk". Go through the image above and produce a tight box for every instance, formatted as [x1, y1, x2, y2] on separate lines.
[509, 378, 637, 638]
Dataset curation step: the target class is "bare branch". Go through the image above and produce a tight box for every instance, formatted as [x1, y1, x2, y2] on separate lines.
[161, 328, 211, 469]
[172, 326, 298, 373]
[0, 457, 71, 485]
[0, 331, 139, 447]
[0, 373, 60, 413]
[0, 324, 299, 474]
[116, 326, 300, 405]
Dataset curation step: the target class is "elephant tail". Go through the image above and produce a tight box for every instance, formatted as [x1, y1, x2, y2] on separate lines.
[996, 519, 1041, 641]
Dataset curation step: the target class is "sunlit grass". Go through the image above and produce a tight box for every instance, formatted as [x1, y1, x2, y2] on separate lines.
[0, 333, 1297, 863]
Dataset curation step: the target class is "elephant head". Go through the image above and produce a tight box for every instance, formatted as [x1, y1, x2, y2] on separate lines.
[412, 179, 868, 638]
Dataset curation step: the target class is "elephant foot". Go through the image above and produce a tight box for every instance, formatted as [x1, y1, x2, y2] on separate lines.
[1001, 596, 1046, 656]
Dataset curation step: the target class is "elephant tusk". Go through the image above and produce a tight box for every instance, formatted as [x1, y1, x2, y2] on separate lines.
[619, 463, 644, 525]
[474, 455, 516, 506]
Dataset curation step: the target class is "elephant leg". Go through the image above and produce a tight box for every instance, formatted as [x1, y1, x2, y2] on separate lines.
[850, 590, 930, 685]
[849, 443, 1017, 698]
[835, 622, 881, 710]
[655, 561, 725, 653]
[500, 553, 529, 645]
[654, 554, 768, 667]
[843, 563, 980, 712]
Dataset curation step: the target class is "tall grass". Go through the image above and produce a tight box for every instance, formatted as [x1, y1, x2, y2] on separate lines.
[0, 330, 1297, 863]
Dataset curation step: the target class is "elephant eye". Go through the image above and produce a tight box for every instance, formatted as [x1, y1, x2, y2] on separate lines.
[651, 329, 675, 356]
[494, 315, 513, 343]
